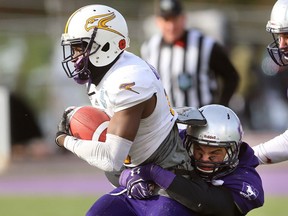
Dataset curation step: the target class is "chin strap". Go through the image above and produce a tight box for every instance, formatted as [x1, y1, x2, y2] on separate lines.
[73, 27, 99, 84]
[73, 72, 90, 84]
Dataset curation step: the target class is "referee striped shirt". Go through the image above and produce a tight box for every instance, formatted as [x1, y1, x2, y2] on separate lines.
[141, 29, 239, 108]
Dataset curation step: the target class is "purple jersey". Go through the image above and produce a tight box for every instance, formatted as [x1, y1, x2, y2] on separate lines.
[87, 133, 263, 215]
[87, 188, 195, 216]
[180, 127, 263, 214]
[221, 142, 264, 214]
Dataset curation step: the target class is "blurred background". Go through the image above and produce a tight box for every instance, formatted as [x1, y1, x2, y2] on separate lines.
[1, 0, 288, 151]
[0, 0, 287, 215]
[1, 0, 288, 155]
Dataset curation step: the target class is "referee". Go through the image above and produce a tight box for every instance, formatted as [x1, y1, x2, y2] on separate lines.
[141, 0, 239, 108]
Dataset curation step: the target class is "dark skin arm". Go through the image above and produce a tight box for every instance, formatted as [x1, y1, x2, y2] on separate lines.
[107, 94, 156, 140]
[57, 94, 157, 146]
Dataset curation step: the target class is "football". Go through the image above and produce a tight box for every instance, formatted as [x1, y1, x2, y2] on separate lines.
[69, 106, 110, 141]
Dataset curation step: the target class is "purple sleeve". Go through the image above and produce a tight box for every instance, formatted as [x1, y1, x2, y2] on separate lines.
[178, 129, 186, 142]
[222, 143, 264, 214]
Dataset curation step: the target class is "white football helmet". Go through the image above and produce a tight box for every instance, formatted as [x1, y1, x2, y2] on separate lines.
[61, 4, 130, 79]
[266, 0, 288, 66]
[184, 104, 243, 181]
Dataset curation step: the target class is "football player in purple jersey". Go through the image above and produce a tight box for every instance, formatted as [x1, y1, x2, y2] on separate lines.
[87, 104, 264, 216]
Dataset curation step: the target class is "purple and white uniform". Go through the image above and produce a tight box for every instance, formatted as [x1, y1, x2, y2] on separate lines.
[86, 142, 264, 216]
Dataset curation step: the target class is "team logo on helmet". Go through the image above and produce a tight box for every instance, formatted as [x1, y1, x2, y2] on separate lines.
[85, 12, 125, 37]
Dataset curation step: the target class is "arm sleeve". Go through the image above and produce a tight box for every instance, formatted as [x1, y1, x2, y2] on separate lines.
[166, 172, 242, 216]
[64, 133, 132, 172]
[209, 43, 240, 106]
[252, 129, 288, 164]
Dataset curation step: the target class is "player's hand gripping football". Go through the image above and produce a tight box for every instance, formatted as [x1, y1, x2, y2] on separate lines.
[55, 106, 75, 147]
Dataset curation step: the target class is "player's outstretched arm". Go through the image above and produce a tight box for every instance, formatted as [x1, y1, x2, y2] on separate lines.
[253, 129, 288, 164]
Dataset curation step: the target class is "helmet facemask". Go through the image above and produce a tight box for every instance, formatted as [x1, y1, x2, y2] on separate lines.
[266, 0, 288, 66]
[184, 135, 240, 181]
[184, 104, 243, 181]
[61, 28, 100, 83]
[61, 4, 130, 85]
[267, 33, 288, 66]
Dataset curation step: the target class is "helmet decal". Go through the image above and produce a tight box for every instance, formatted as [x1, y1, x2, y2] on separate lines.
[119, 39, 126, 50]
[85, 12, 125, 37]
[119, 82, 139, 94]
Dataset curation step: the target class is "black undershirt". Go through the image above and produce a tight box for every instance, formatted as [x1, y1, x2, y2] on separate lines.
[89, 52, 123, 86]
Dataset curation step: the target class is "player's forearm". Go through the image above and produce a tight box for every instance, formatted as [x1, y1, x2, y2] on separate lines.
[166, 173, 239, 216]
[64, 133, 132, 171]
[253, 129, 288, 164]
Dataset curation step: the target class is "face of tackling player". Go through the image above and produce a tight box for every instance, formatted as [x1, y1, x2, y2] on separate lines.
[193, 143, 227, 173]
[184, 104, 243, 181]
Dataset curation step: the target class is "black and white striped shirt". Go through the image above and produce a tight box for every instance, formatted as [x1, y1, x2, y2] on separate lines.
[141, 29, 239, 108]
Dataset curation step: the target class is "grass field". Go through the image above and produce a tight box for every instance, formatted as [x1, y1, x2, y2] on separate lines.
[0, 196, 96, 216]
[248, 196, 288, 216]
[0, 196, 287, 216]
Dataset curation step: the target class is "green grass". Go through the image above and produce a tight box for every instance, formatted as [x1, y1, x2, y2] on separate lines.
[0, 196, 287, 216]
[0, 196, 97, 216]
[248, 196, 288, 216]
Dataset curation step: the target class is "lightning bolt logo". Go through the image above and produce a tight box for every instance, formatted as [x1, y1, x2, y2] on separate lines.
[84, 12, 125, 37]
[119, 82, 139, 94]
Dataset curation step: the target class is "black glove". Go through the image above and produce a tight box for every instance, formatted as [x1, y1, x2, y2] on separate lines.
[55, 107, 75, 147]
